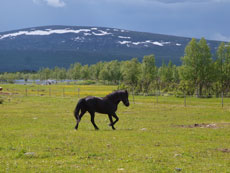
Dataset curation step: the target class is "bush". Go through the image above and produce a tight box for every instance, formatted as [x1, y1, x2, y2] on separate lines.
[174, 91, 185, 98]
[117, 83, 128, 90]
[0, 97, 4, 104]
[76, 80, 96, 85]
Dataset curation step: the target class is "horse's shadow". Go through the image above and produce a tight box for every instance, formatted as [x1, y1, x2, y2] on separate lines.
[76, 127, 134, 132]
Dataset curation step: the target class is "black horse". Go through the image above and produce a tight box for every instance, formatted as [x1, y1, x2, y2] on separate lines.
[74, 90, 129, 130]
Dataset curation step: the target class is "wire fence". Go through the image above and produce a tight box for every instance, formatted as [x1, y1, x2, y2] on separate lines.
[0, 85, 116, 98]
[1, 87, 79, 98]
[1, 85, 230, 108]
[151, 94, 228, 108]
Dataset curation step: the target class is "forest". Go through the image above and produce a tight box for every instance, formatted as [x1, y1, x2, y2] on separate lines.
[1, 38, 230, 97]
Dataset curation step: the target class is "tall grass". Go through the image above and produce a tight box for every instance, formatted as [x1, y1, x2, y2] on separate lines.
[0, 84, 230, 172]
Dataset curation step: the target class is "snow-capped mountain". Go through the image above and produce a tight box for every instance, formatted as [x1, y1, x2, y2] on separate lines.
[0, 26, 221, 72]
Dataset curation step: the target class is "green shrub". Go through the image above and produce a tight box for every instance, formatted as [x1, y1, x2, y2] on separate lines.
[77, 80, 96, 85]
[0, 97, 4, 104]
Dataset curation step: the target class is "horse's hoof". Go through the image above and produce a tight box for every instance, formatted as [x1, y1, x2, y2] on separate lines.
[95, 128, 99, 130]
[112, 127, 116, 130]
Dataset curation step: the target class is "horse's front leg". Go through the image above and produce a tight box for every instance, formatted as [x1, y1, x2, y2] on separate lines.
[108, 114, 115, 130]
[111, 112, 119, 129]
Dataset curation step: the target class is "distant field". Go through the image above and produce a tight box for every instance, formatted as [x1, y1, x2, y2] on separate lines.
[0, 84, 230, 172]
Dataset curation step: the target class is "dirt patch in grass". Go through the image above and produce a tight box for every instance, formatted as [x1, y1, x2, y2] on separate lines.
[0, 92, 19, 95]
[0, 92, 11, 95]
[176, 123, 230, 129]
[217, 148, 230, 153]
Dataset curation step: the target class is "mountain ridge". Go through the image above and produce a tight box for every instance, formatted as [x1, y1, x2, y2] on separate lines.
[0, 25, 222, 72]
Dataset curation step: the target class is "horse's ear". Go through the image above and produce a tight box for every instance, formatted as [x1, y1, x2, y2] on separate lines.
[125, 90, 128, 95]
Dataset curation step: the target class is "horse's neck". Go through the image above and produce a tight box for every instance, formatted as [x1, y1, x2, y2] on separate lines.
[115, 99, 121, 105]
[106, 94, 121, 105]
[109, 98, 121, 105]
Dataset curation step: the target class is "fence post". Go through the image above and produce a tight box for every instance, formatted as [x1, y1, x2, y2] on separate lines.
[184, 93, 186, 107]
[132, 87, 135, 104]
[78, 88, 80, 98]
[156, 90, 159, 104]
[49, 88, 51, 97]
[222, 91, 224, 108]
[25, 88, 28, 96]
[63, 88, 65, 97]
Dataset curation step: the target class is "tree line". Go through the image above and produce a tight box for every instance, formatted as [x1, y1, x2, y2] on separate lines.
[1, 38, 230, 97]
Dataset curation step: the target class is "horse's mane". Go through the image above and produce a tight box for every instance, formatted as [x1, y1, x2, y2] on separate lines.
[104, 90, 123, 100]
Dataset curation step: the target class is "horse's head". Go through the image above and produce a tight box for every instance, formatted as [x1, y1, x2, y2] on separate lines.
[121, 90, 130, 107]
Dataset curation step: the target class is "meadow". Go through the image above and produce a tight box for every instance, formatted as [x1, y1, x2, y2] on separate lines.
[0, 84, 230, 172]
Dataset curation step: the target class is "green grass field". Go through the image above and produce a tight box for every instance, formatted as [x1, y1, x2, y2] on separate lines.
[0, 84, 230, 172]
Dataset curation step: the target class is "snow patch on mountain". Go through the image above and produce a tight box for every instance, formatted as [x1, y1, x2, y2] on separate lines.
[0, 27, 183, 48]
[118, 40, 172, 47]
[118, 41, 132, 45]
[0, 28, 112, 39]
[0, 29, 93, 39]
[118, 36, 131, 39]
[151, 41, 164, 46]
[71, 37, 85, 41]
[121, 30, 127, 32]
[92, 30, 112, 36]
[132, 42, 141, 45]
[84, 33, 92, 36]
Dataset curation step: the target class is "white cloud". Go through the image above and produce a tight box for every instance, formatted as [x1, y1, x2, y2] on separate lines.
[46, 0, 66, 7]
[33, 0, 66, 7]
[211, 33, 230, 42]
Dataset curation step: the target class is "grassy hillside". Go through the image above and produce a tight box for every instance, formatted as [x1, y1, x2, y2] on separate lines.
[0, 84, 230, 172]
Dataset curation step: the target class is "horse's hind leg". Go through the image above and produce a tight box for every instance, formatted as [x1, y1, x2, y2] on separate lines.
[75, 110, 86, 130]
[108, 114, 116, 130]
[90, 112, 99, 130]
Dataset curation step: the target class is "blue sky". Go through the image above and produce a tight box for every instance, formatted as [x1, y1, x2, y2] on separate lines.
[0, 0, 230, 41]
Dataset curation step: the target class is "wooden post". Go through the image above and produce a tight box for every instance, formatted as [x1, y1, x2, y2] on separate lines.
[156, 90, 159, 104]
[25, 88, 28, 96]
[63, 88, 65, 97]
[184, 93, 186, 107]
[132, 87, 135, 104]
[49, 88, 51, 97]
[78, 88, 80, 98]
[222, 91, 224, 108]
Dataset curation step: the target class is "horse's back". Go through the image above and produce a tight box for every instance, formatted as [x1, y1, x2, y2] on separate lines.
[83, 96, 115, 114]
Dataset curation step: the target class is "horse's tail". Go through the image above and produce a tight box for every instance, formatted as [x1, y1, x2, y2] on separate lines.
[74, 98, 85, 121]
